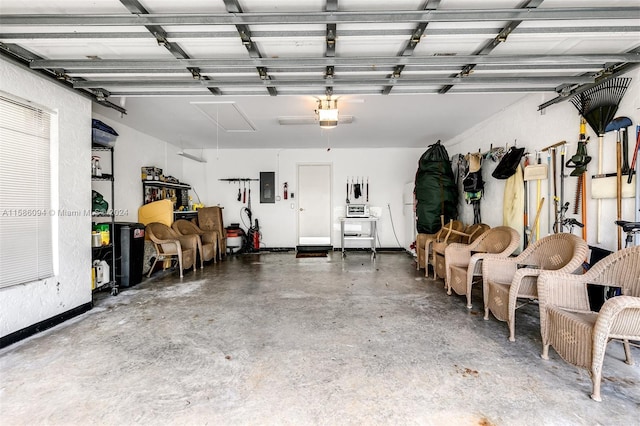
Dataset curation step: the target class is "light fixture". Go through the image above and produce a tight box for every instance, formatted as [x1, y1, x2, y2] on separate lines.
[177, 151, 207, 163]
[317, 98, 338, 129]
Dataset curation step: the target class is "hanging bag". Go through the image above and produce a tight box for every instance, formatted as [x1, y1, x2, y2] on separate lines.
[492, 146, 525, 179]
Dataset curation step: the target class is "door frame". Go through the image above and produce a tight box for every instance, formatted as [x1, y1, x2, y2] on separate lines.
[296, 162, 333, 247]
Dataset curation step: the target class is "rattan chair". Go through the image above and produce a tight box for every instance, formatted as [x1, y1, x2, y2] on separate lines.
[197, 206, 226, 260]
[431, 223, 490, 280]
[416, 217, 463, 273]
[423, 220, 466, 278]
[146, 222, 197, 278]
[482, 233, 588, 341]
[444, 226, 520, 309]
[172, 219, 218, 268]
[537, 246, 640, 402]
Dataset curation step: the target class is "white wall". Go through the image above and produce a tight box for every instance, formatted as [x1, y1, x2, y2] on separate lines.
[445, 69, 640, 253]
[182, 147, 424, 248]
[0, 59, 92, 338]
[91, 112, 185, 223]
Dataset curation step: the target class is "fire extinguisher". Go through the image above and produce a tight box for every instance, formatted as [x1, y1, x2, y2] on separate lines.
[253, 219, 260, 250]
[283, 182, 288, 200]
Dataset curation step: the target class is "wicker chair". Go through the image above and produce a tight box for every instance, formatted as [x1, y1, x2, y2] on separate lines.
[171, 219, 218, 268]
[146, 222, 197, 278]
[482, 233, 588, 341]
[431, 223, 490, 280]
[537, 246, 640, 402]
[422, 220, 466, 278]
[197, 206, 226, 260]
[444, 226, 520, 309]
[416, 218, 463, 273]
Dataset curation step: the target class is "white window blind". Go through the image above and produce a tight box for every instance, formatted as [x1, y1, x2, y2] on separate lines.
[0, 94, 54, 288]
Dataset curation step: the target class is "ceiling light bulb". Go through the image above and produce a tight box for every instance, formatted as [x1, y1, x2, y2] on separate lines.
[317, 99, 338, 129]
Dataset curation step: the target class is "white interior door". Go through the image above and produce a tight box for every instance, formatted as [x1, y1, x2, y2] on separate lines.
[298, 164, 332, 246]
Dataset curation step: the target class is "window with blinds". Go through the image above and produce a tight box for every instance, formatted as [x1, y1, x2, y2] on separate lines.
[0, 93, 54, 288]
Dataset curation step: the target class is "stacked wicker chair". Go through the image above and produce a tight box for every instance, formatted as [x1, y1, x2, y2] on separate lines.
[482, 233, 588, 341]
[537, 245, 640, 402]
[146, 222, 198, 278]
[431, 223, 490, 280]
[416, 218, 464, 275]
[444, 226, 520, 309]
[172, 219, 218, 268]
[197, 206, 227, 260]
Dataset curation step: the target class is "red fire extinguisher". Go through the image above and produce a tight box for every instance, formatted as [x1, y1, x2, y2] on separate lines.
[283, 182, 288, 200]
[253, 219, 260, 250]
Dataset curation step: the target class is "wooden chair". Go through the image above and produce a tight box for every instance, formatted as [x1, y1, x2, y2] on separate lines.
[537, 246, 640, 401]
[444, 226, 520, 309]
[482, 233, 588, 341]
[172, 219, 218, 268]
[146, 222, 197, 278]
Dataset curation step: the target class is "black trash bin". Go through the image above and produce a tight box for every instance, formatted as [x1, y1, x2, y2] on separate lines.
[113, 222, 145, 287]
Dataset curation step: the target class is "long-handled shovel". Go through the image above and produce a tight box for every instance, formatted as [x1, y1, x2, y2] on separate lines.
[529, 197, 545, 247]
[605, 116, 632, 249]
[628, 126, 640, 184]
[541, 140, 566, 234]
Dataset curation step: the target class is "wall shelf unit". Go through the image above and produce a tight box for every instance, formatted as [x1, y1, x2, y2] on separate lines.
[142, 180, 191, 210]
[91, 145, 117, 296]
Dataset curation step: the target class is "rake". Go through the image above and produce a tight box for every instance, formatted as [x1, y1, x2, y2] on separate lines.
[571, 77, 631, 243]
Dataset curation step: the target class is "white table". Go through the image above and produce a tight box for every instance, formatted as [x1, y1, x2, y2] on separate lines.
[339, 216, 378, 258]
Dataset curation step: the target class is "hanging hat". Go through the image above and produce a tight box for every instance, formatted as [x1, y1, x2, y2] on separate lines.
[466, 153, 482, 173]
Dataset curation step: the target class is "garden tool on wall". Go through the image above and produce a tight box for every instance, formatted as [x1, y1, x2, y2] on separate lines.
[567, 118, 590, 240]
[630, 126, 640, 184]
[528, 197, 545, 247]
[560, 144, 567, 222]
[346, 177, 350, 204]
[547, 149, 553, 234]
[522, 153, 530, 247]
[541, 140, 566, 234]
[605, 116, 633, 250]
[243, 181, 247, 204]
[366, 177, 369, 202]
[571, 77, 631, 243]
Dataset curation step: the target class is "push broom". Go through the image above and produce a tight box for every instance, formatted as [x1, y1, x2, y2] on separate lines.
[570, 77, 631, 244]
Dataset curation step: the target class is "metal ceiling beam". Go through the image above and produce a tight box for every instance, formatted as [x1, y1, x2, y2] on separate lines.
[30, 54, 640, 70]
[223, 0, 277, 96]
[107, 86, 558, 97]
[3, 26, 639, 40]
[72, 76, 594, 89]
[2, 8, 637, 25]
[324, 0, 338, 98]
[439, 0, 545, 94]
[0, 43, 126, 114]
[538, 49, 640, 111]
[383, 0, 442, 95]
[118, 0, 221, 96]
[62, 63, 604, 76]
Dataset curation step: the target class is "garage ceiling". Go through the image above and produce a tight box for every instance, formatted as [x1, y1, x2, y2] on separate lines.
[1, 0, 639, 149]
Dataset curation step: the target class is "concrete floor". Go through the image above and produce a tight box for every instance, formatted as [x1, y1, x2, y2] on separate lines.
[0, 251, 638, 425]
